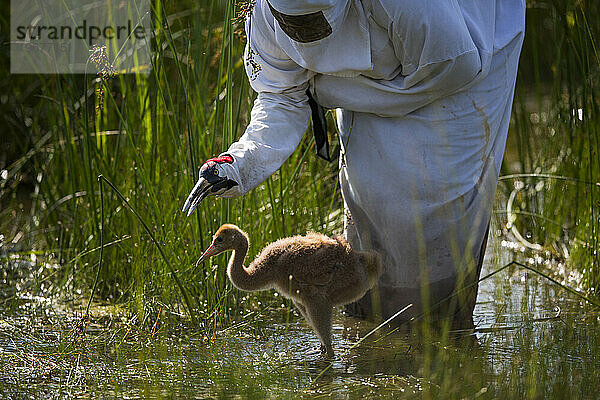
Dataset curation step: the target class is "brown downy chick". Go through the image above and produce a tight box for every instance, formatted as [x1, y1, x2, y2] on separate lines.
[196, 224, 383, 357]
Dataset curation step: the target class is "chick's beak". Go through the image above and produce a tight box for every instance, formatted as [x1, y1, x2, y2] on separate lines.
[195, 243, 220, 265]
[182, 177, 212, 216]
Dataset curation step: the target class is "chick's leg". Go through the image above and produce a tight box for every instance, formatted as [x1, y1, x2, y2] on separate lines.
[305, 299, 334, 357]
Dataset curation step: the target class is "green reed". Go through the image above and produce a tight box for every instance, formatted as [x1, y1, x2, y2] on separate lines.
[2, 1, 600, 398]
[502, 0, 600, 292]
[0, 0, 340, 329]
[0, 0, 598, 329]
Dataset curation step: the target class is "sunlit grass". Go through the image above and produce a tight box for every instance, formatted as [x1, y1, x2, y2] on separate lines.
[1, 0, 596, 317]
[503, 0, 600, 292]
[1, 0, 341, 328]
[0, 0, 599, 397]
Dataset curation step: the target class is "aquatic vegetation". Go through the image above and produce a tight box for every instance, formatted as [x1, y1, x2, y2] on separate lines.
[1, 255, 600, 398]
[503, 0, 600, 292]
[1, 0, 343, 327]
[0, 0, 599, 396]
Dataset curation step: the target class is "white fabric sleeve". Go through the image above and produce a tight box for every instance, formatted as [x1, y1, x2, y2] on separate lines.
[221, 92, 311, 195]
[218, 0, 312, 196]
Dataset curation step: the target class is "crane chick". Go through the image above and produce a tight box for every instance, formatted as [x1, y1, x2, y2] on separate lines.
[196, 224, 383, 357]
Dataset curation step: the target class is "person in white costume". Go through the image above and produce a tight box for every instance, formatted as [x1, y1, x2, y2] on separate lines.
[183, 0, 526, 322]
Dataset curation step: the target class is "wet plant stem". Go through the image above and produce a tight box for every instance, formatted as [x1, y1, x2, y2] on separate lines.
[96, 174, 197, 325]
[83, 174, 105, 323]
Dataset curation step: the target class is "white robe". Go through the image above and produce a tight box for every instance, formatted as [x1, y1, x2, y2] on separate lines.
[220, 0, 525, 319]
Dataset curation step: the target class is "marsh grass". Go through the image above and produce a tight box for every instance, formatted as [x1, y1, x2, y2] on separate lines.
[1, 0, 342, 329]
[1, 0, 600, 397]
[1, 0, 596, 320]
[503, 0, 600, 291]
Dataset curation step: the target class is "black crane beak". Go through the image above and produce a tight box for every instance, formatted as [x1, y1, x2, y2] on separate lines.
[182, 177, 212, 216]
[182, 163, 239, 216]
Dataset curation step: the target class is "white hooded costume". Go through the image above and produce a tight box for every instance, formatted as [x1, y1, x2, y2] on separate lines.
[215, 0, 525, 320]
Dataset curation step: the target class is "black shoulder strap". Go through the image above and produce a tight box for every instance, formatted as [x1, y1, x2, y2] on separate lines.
[306, 89, 331, 162]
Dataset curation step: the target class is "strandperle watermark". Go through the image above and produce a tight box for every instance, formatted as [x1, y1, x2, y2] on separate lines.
[10, 0, 151, 74]
[15, 20, 146, 46]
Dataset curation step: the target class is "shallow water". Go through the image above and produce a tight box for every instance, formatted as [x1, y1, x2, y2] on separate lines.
[1, 233, 600, 399]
